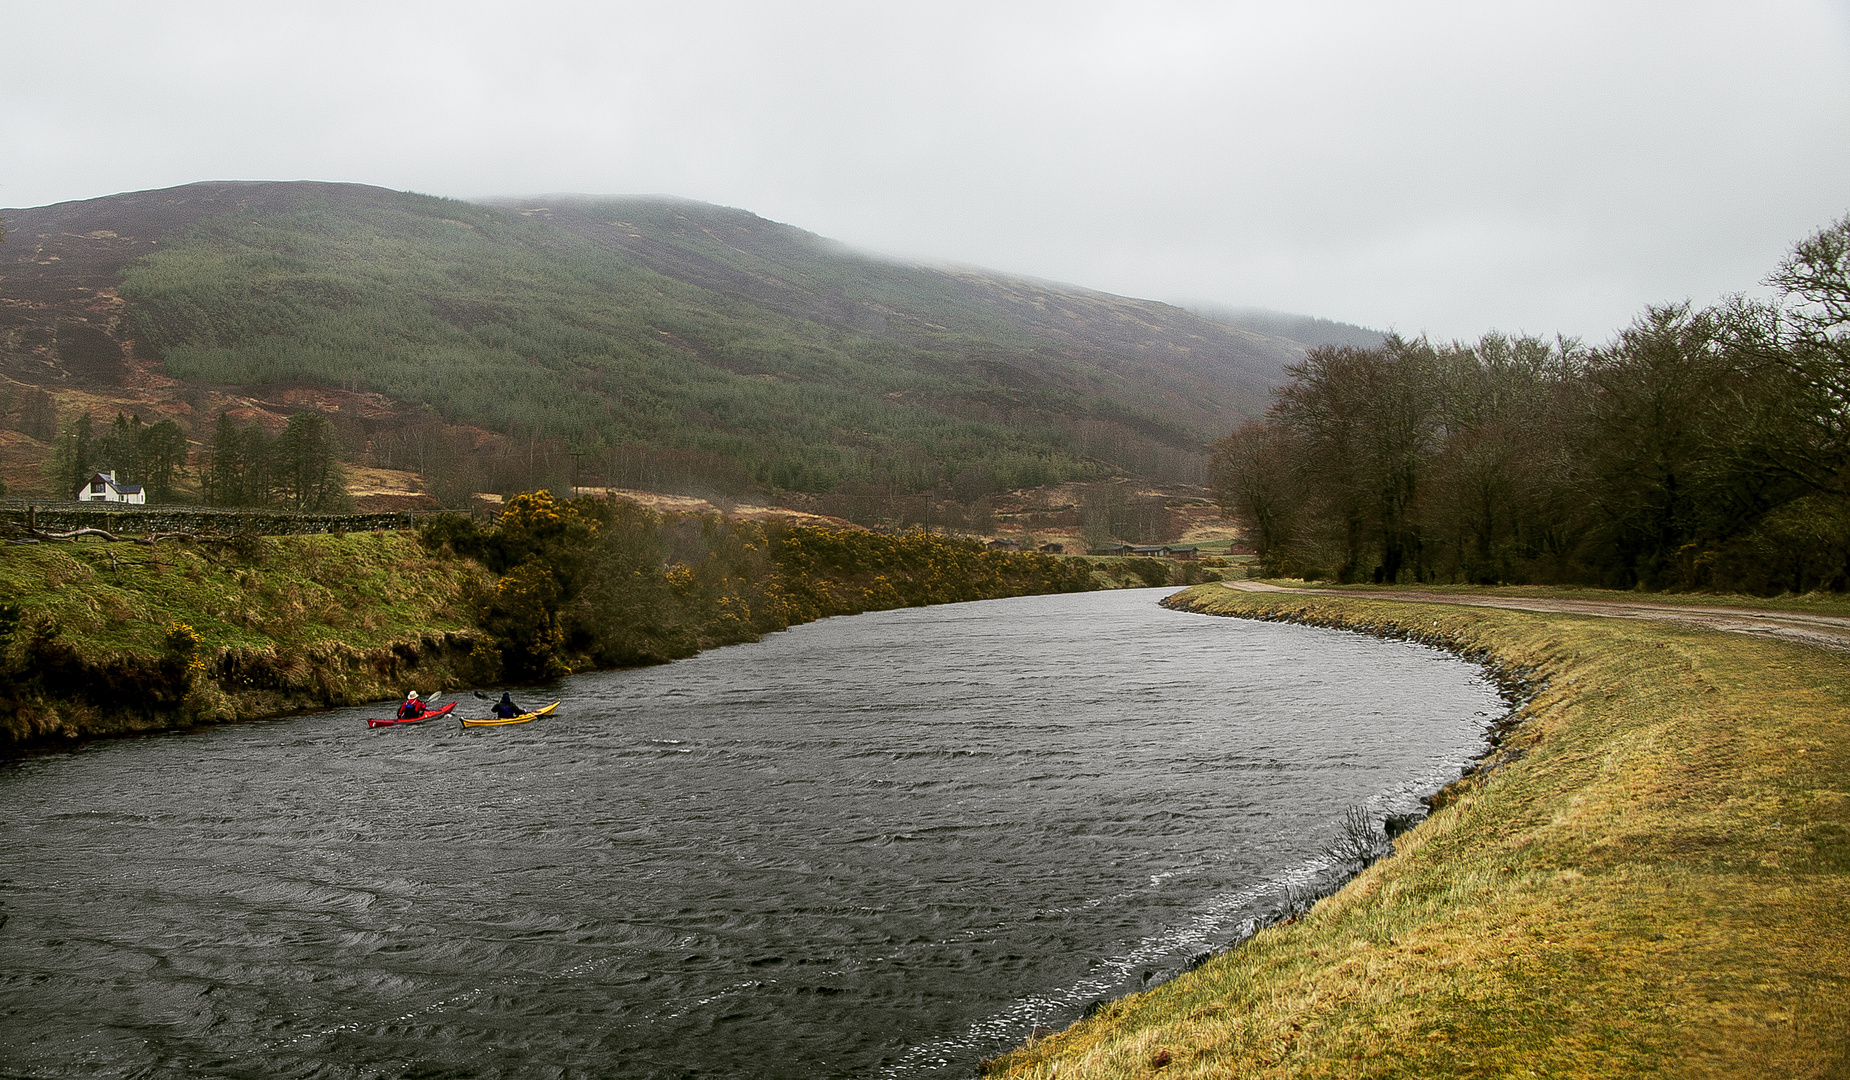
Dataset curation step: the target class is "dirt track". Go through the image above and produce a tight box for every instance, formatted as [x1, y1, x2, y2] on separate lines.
[1222, 580, 1850, 652]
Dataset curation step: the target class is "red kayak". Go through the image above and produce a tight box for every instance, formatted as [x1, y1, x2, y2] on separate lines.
[368, 701, 455, 728]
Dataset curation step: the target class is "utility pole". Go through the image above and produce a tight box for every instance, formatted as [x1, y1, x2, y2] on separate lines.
[568, 449, 587, 495]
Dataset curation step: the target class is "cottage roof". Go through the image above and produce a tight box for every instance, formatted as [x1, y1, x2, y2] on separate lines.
[78, 471, 144, 498]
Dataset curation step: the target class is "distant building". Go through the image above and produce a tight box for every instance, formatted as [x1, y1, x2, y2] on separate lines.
[1085, 543, 1196, 559]
[986, 538, 1022, 552]
[77, 470, 145, 504]
[1038, 542, 1064, 554]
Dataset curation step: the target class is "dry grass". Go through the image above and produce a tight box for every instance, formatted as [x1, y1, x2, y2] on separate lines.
[1252, 579, 1850, 619]
[983, 587, 1850, 1079]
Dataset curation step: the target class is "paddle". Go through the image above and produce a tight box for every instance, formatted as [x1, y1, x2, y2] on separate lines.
[467, 689, 534, 724]
[465, 688, 496, 724]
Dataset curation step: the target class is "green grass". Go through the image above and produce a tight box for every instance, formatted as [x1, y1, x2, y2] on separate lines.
[0, 532, 479, 659]
[982, 586, 1850, 1078]
[0, 533, 491, 744]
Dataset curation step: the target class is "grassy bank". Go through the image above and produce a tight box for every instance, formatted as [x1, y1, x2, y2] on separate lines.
[1249, 578, 1850, 619]
[981, 584, 1849, 1078]
[0, 532, 491, 745]
[0, 509, 1190, 749]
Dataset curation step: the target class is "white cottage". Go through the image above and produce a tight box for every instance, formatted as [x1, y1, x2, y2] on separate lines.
[77, 470, 146, 504]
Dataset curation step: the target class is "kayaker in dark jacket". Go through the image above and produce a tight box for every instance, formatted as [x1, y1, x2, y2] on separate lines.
[492, 692, 523, 719]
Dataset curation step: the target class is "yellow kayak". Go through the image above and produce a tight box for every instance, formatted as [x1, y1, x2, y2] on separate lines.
[460, 701, 561, 727]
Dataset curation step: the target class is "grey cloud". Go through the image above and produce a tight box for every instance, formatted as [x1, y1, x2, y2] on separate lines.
[3, 0, 1847, 340]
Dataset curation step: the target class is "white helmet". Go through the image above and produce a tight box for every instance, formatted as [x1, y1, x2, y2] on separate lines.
[408, 690, 420, 700]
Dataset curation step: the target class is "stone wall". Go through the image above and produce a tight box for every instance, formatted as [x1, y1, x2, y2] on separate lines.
[0, 500, 467, 536]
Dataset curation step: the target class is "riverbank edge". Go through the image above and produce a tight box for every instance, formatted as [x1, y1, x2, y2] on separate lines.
[0, 530, 496, 754]
[1, 629, 497, 757]
[965, 587, 1541, 1073]
[979, 583, 1849, 1078]
[0, 534, 1182, 756]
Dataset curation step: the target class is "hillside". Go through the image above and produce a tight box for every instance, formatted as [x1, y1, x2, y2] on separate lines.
[0, 182, 1303, 506]
[1191, 304, 1388, 350]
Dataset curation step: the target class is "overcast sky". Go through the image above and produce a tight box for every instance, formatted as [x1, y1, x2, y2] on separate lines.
[5, 1, 1848, 341]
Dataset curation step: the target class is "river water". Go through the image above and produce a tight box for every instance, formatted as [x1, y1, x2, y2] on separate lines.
[0, 588, 1502, 1078]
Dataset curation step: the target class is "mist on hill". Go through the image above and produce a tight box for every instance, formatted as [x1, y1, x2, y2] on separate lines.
[0, 181, 1308, 526]
[1190, 307, 1387, 351]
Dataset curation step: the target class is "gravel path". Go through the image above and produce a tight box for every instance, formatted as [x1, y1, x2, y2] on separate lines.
[1221, 580, 1850, 652]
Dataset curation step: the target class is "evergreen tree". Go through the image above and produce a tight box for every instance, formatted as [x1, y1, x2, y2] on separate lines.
[239, 422, 274, 507]
[46, 413, 97, 497]
[138, 419, 189, 502]
[99, 413, 145, 486]
[205, 412, 245, 506]
[276, 412, 347, 511]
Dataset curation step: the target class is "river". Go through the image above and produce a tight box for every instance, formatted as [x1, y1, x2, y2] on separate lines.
[0, 588, 1502, 1078]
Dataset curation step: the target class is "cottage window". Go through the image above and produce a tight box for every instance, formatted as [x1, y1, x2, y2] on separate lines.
[90, 480, 106, 493]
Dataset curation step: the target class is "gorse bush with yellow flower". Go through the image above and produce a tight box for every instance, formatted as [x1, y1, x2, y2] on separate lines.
[771, 526, 1096, 623]
[162, 621, 209, 679]
[420, 494, 1099, 681]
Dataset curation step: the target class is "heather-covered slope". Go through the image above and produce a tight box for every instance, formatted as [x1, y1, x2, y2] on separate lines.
[0, 182, 1303, 498]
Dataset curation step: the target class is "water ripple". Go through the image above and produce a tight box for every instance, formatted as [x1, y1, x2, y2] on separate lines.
[0, 588, 1499, 1079]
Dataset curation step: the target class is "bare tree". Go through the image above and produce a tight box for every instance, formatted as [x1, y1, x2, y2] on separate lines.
[1210, 422, 1304, 574]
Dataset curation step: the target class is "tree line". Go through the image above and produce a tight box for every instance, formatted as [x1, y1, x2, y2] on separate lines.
[202, 411, 349, 511]
[1212, 213, 1850, 594]
[14, 399, 348, 512]
[44, 412, 188, 502]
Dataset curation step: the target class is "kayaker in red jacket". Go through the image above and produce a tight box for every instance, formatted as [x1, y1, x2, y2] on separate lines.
[397, 691, 427, 719]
